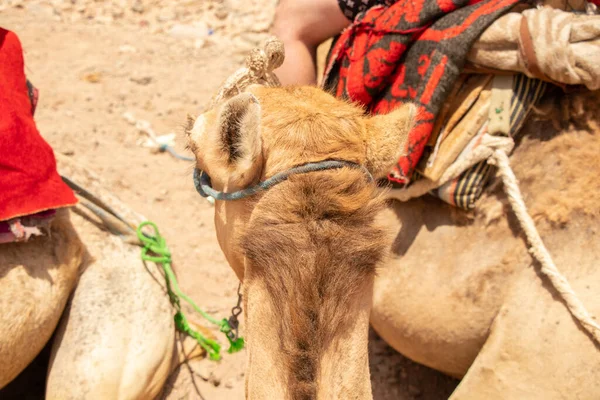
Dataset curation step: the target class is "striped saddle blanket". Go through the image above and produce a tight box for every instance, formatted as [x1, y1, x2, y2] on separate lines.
[412, 73, 546, 209]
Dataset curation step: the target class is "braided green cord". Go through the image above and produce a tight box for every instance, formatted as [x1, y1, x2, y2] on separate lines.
[136, 221, 244, 361]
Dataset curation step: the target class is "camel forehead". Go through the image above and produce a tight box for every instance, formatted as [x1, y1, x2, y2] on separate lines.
[250, 85, 363, 118]
[248, 86, 367, 155]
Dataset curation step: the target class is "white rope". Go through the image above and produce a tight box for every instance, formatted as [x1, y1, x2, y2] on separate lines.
[388, 134, 514, 202]
[489, 150, 600, 344]
[388, 133, 600, 345]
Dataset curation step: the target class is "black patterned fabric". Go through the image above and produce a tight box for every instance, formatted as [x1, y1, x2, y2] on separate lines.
[323, 0, 520, 184]
[337, 0, 396, 20]
[430, 74, 547, 209]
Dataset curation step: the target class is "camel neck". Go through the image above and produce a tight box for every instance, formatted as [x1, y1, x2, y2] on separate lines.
[243, 275, 374, 400]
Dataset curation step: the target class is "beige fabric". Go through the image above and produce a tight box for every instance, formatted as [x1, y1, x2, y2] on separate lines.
[488, 75, 514, 136]
[467, 7, 600, 90]
[420, 75, 493, 181]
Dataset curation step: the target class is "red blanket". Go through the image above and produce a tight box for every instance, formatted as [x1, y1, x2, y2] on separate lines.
[0, 28, 77, 221]
[323, 0, 519, 184]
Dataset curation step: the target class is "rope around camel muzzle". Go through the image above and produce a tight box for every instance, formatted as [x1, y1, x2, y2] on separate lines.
[193, 160, 373, 201]
[389, 134, 600, 345]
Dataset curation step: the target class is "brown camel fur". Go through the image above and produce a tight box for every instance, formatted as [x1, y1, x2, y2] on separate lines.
[187, 85, 600, 399]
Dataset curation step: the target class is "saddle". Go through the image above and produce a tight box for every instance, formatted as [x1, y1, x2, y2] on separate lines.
[0, 28, 77, 242]
[323, 0, 600, 209]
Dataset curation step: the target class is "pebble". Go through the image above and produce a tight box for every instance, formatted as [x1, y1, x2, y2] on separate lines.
[208, 373, 221, 387]
[82, 72, 102, 83]
[131, 1, 144, 14]
[130, 76, 153, 85]
[122, 111, 137, 125]
[194, 38, 208, 49]
[214, 7, 229, 20]
[224, 378, 235, 389]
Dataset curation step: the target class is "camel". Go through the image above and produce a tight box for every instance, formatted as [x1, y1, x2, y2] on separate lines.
[0, 154, 205, 399]
[186, 79, 600, 398]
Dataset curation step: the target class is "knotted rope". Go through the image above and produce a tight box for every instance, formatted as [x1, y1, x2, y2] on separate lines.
[388, 134, 514, 202]
[137, 222, 245, 360]
[489, 150, 600, 343]
[194, 160, 373, 201]
[209, 36, 284, 108]
[389, 134, 600, 345]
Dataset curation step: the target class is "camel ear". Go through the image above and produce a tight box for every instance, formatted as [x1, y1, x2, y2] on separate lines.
[187, 92, 263, 187]
[216, 93, 262, 175]
[364, 103, 416, 179]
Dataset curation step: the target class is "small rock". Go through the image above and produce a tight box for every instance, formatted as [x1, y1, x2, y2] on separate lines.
[61, 149, 75, 156]
[203, 305, 222, 313]
[224, 378, 235, 389]
[112, 8, 124, 19]
[82, 72, 102, 83]
[131, 1, 144, 13]
[208, 373, 221, 387]
[214, 7, 228, 19]
[130, 76, 153, 85]
[194, 38, 207, 49]
[122, 111, 136, 125]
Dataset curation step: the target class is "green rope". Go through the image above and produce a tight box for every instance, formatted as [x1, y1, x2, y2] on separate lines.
[136, 221, 244, 361]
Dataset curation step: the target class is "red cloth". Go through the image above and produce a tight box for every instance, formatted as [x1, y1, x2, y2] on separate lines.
[323, 0, 519, 184]
[0, 28, 77, 221]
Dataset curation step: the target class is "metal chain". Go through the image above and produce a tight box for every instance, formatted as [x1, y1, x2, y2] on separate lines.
[227, 282, 243, 341]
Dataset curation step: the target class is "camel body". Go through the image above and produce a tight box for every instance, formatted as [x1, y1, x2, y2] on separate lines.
[373, 95, 600, 398]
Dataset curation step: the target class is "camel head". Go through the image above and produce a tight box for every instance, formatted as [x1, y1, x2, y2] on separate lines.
[186, 39, 415, 400]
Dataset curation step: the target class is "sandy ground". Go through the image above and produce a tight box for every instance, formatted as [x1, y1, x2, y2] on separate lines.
[1, 1, 458, 399]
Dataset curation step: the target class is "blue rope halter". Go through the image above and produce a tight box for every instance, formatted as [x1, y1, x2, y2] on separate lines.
[193, 160, 374, 201]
